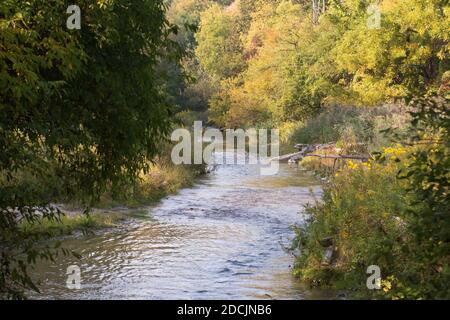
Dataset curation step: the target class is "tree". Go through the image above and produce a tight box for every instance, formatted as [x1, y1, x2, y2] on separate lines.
[195, 3, 246, 80]
[330, 0, 449, 105]
[397, 95, 450, 298]
[203, 0, 449, 127]
[165, 0, 217, 113]
[0, 0, 179, 299]
[209, 1, 327, 127]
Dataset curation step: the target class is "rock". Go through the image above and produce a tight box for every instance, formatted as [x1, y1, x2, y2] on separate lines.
[337, 292, 347, 299]
[318, 236, 334, 247]
[321, 246, 335, 266]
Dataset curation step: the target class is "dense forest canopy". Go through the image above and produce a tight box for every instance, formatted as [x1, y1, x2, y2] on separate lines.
[166, 0, 448, 127]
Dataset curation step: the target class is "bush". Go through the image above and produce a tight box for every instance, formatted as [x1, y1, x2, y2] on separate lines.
[294, 146, 413, 296]
[288, 105, 411, 152]
[293, 97, 450, 299]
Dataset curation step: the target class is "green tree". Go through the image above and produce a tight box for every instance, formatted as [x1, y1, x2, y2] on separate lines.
[195, 3, 246, 80]
[396, 95, 450, 299]
[329, 0, 449, 104]
[0, 0, 179, 299]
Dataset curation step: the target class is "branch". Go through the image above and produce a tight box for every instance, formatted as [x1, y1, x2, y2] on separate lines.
[304, 154, 370, 161]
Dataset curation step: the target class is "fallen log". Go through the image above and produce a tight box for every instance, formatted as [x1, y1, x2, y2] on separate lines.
[294, 142, 335, 151]
[304, 154, 370, 161]
[271, 142, 370, 163]
[272, 151, 306, 163]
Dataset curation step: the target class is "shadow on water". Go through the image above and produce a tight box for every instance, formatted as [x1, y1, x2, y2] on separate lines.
[30, 152, 334, 300]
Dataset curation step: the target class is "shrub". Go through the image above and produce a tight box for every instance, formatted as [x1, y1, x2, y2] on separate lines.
[293, 97, 450, 299]
[294, 147, 412, 296]
[288, 105, 411, 152]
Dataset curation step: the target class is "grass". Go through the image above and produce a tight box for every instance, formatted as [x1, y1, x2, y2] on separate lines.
[10, 141, 206, 241]
[96, 161, 205, 208]
[279, 104, 411, 153]
[18, 161, 206, 238]
[293, 147, 409, 296]
[19, 212, 128, 238]
[293, 143, 450, 299]
[289, 99, 450, 300]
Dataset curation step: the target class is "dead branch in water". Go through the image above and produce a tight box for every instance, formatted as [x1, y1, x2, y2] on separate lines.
[304, 154, 370, 161]
[272, 142, 370, 162]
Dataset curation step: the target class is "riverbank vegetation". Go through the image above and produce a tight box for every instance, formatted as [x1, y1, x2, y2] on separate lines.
[294, 97, 449, 299]
[18, 212, 128, 238]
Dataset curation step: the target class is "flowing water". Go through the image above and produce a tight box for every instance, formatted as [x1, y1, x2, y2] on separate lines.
[31, 151, 331, 300]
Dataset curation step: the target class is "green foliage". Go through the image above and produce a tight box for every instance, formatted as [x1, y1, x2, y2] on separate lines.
[294, 154, 409, 293]
[96, 142, 207, 208]
[1, 0, 180, 203]
[175, 110, 209, 126]
[0, 0, 180, 299]
[195, 3, 246, 80]
[293, 97, 450, 299]
[165, 0, 220, 113]
[168, 0, 212, 50]
[394, 96, 450, 299]
[329, 0, 449, 104]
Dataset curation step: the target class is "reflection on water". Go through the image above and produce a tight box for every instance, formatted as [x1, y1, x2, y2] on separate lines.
[31, 152, 332, 300]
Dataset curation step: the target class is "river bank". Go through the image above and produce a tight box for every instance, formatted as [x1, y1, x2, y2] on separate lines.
[19, 162, 206, 239]
[288, 99, 449, 300]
